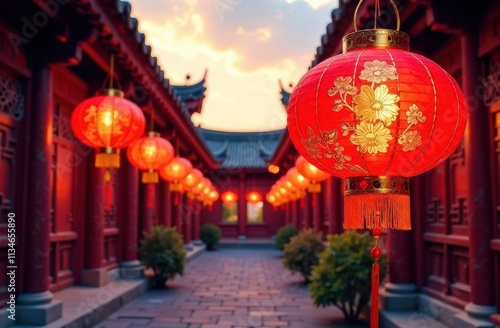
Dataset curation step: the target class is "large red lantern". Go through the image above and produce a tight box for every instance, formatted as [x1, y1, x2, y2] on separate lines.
[287, 1, 468, 326]
[159, 156, 193, 191]
[295, 156, 330, 193]
[288, 30, 467, 230]
[126, 131, 174, 183]
[71, 89, 145, 169]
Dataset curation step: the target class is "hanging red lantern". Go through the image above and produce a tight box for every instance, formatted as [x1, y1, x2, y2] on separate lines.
[159, 156, 193, 191]
[181, 169, 203, 193]
[288, 23, 467, 229]
[71, 89, 145, 169]
[221, 191, 238, 208]
[287, 1, 468, 326]
[295, 156, 330, 193]
[286, 167, 310, 191]
[246, 191, 262, 204]
[126, 131, 174, 184]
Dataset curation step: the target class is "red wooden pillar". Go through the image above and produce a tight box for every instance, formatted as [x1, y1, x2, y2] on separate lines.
[19, 65, 58, 307]
[175, 192, 184, 234]
[284, 201, 291, 225]
[121, 157, 140, 265]
[291, 200, 299, 228]
[159, 180, 172, 227]
[193, 200, 201, 241]
[312, 193, 321, 232]
[140, 183, 154, 234]
[302, 193, 311, 229]
[81, 166, 107, 286]
[325, 178, 343, 235]
[238, 173, 246, 239]
[184, 197, 193, 244]
[462, 29, 495, 318]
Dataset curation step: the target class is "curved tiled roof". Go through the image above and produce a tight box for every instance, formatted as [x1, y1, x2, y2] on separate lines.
[171, 70, 207, 102]
[198, 128, 285, 169]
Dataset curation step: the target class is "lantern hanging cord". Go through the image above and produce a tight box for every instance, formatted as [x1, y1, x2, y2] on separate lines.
[353, 0, 400, 31]
[150, 106, 155, 132]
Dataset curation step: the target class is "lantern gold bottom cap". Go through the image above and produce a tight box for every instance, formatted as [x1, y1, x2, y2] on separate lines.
[96, 150, 120, 168]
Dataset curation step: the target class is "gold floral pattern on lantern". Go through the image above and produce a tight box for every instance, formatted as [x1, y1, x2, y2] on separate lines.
[298, 59, 428, 172]
[350, 121, 393, 154]
[359, 60, 398, 84]
[301, 126, 323, 159]
[406, 104, 426, 125]
[398, 130, 422, 152]
[353, 85, 400, 126]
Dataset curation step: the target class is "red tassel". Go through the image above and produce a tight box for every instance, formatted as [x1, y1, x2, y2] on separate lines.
[104, 169, 112, 211]
[174, 192, 179, 205]
[371, 262, 380, 328]
[147, 184, 154, 209]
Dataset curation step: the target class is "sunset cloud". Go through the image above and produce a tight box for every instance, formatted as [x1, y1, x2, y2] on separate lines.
[127, 0, 338, 131]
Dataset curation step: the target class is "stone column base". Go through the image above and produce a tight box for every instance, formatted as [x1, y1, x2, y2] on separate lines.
[238, 235, 247, 241]
[192, 240, 203, 246]
[82, 268, 108, 287]
[380, 283, 418, 311]
[17, 300, 62, 325]
[120, 261, 144, 280]
[454, 312, 495, 328]
[184, 243, 194, 251]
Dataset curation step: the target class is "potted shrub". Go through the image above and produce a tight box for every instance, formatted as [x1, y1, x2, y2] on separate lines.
[283, 229, 325, 282]
[275, 224, 299, 251]
[200, 223, 221, 250]
[309, 231, 388, 324]
[139, 226, 187, 288]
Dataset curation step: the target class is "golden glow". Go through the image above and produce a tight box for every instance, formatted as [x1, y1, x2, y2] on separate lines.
[268, 164, 280, 174]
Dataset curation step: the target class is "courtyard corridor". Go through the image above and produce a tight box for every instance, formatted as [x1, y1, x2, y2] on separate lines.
[99, 249, 368, 328]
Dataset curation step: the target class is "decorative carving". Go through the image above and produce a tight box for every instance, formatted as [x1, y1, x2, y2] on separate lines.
[427, 198, 445, 223]
[0, 75, 24, 120]
[343, 29, 410, 53]
[53, 103, 77, 142]
[485, 54, 500, 105]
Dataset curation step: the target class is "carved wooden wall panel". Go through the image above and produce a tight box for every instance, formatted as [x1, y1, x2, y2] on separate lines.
[49, 68, 89, 291]
[0, 70, 23, 307]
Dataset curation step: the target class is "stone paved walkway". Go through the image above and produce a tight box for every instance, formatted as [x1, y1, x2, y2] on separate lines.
[100, 249, 369, 328]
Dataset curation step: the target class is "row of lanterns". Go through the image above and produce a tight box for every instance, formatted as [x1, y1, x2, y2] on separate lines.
[220, 190, 263, 209]
[70, 57, 219, 209]
[266, 155, 330, 207]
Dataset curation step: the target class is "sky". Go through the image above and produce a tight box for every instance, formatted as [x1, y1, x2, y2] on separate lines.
[126, 0, 338, 132]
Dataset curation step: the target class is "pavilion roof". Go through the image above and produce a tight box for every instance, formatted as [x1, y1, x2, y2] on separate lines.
[198, 128, 285, 170]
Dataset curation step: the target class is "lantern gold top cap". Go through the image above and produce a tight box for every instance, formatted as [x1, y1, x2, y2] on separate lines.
[342, 29, 410, 53]
[148, 131, 160, 137]
[99, 88, 124, 98]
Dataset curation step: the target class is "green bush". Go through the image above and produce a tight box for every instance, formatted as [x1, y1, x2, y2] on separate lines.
[139, 226, 186, 288]
[309, 231, 388, 323]
[275, 224, 299, 251]
[200, 223, 221, 250]
[283, 229, 325, 282]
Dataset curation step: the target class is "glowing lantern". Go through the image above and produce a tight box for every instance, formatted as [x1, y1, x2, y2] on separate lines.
[286, 1, 468, 326]
[159, 156, 193, 191]
[246, 191, 262, 205]
[295, 156, 330, 193]
[181, 169, 203, 193]
[268, 164, 280, 174]
[126, 131, 174, 184]
[286, 167, 310, 191]
[71, 89, 145, 169]
[221, 191, 238, 208]
[208, 190, 219, 203]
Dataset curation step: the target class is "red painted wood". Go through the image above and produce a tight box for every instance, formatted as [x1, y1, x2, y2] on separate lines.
[184, 198, 193, 244]
[462, 30, 495, 307]
[23, 65, 53, 294]
[312, 193, 322, 233]
[159, 181, 171, 227]
[140, 183, 154, 234]
[302, 194, 311, 230]
[86, 166, 105, 269]
[120, 157, 139, 262]
[238, 175, 246, 237]
[175, 192, 184, 234]
[291, 201, 298, 228]
[387, 230, 414, 284]
[193, 200, 201, 241]
[284, 202, 290, 225]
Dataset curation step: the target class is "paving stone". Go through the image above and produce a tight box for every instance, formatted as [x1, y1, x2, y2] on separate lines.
[104, 249, 367, 328]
